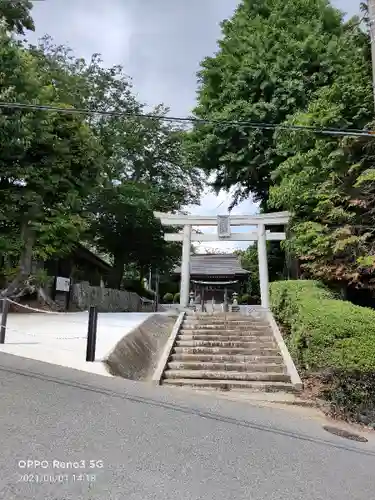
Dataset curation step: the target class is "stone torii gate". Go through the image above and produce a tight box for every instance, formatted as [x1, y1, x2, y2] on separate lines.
[154, 211, 290, 309]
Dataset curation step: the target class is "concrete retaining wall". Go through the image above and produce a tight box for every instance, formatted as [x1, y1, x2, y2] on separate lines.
[104, 314, 177, 380]
[71, 282, 153, 313]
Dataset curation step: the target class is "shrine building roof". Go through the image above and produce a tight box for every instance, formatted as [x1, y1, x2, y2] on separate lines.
[173, 253, 249, 277]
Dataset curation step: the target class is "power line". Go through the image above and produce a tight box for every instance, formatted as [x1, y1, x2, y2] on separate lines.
[0, 101, 374, 138]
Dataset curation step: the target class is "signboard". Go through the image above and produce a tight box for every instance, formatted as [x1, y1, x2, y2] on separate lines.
[55, 276, 71, 292]
[217, 215, 231, 238]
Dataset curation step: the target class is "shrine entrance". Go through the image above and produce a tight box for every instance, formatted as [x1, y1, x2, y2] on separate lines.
[191, 279, 238, 307]
[154, 211, 290, 309]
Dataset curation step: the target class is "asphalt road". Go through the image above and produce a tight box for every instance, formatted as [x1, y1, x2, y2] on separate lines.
[0, 352, 374, 500]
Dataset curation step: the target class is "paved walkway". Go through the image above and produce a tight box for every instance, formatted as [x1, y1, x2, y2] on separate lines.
[0, 312, 156, 376]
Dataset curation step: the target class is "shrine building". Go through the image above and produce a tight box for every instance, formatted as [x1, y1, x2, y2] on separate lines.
[171, 253, 249, 303]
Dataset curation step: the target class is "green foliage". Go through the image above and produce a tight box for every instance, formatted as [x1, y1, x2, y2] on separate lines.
[174, 292, 180, 303]
[270, 280, 375, 372]
[88, 182, 165, 288]
[33, 37, 202, 286]
[270, 279, 375, 423]
[268, 34, 374, 286]
[236, 241, 286, 299]
[0, 10, 203, 294]
[158, 280, 179, 299]
[239, 293, 250, 304]
[190, 0, 374, 290]
[189, 0, 354, 206]
[0, 29, 103, 281]
[0, 0, 34, 34]
[319, 370, 375, 423]
[29, 268, 52, 288]
[163, 292, 174, 304]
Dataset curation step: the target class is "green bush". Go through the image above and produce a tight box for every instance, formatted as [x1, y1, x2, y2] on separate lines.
[163, 292, 174, 303]
[173, 292, 180, 303]
[270, 280, 375, 423]
[270, 280, 375, 372]
[239, 293, 250, 304]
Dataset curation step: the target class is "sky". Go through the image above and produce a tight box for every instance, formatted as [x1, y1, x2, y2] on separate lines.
[29, 0, 360, 252]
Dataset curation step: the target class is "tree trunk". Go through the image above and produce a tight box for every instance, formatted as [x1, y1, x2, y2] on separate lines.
[0, 219, 61, 310]
[340, 285, 348, 300]
[108, 254, 125, 290]
[19, 220, 35, 276]
[1, 220, 36, 297]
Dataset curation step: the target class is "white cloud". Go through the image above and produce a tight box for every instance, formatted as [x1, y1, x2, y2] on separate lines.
[30, 0, 133, 67]
[186, 186, 259, 253]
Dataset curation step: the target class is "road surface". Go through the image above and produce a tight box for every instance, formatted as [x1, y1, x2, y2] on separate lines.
[0, 351, 374, 500]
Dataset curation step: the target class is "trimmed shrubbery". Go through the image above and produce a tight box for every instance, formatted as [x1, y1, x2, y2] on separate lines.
[163, 292, 174, 303]
[270, 280, 375, 423]
[239, 293, 250, 304]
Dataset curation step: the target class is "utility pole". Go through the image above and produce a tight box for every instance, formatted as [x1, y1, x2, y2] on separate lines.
[369, 0, 375, 110]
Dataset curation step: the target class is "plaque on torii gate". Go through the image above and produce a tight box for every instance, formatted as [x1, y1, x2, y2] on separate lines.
[217, 215, 231, 239]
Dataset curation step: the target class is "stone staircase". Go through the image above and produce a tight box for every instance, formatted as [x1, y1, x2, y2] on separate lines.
[160, 312, 297, 392]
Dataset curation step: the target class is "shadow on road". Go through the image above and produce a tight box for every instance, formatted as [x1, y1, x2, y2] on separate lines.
[0, 362, 374, 458]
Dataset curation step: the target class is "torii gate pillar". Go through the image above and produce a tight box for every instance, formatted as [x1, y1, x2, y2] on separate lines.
[257, 224, 269, 309]
[180, 224, 192, 308]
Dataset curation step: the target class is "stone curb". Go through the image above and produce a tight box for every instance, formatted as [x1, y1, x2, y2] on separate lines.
[152, 312, 185, 385]
[266, 311, 303, 391]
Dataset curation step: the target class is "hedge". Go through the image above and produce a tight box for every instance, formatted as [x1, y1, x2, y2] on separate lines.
[270, 280, 375, 423]
[163, 292, 174, 303]
[239, 293, 250, 304]
[270, 280, 375, 372]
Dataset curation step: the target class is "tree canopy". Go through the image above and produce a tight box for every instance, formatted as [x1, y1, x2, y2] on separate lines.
[0, 0, 34, 34]
[190, 0, 375, 292]
[0, 3, 203, 299]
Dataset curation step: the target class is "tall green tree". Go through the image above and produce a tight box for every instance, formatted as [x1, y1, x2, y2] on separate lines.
[189, 0, 361, 208]
[268, 12, 374, 291]
[0, 29, 103, 296]
[189, 0, 375, 292]
[88, 182, 181, 288]
[28, 38, 203, 286]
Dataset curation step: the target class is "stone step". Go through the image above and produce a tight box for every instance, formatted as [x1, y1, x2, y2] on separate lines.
[175, 340, 276, 348]
[167, 361, 286, 373]
[162, 379, 296, 392]
[185, 318, 266, 321]
[180, 329, 272, 336]
[183, 324, 270, 331]
[184, 317, 267, 322]
[163, 370, 290, 382]
[170, 353, 283, 363]
[173, 346, 280, 355]
[188, 314, 265, 319]
[178, 334, 274, 342]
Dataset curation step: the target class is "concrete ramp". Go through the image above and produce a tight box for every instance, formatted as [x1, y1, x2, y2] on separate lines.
[104, 313, 176, 380]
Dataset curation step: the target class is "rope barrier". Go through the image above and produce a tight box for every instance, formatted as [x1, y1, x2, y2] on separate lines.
[5, 296, 155, 311]
[4, 298, 67, 315]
